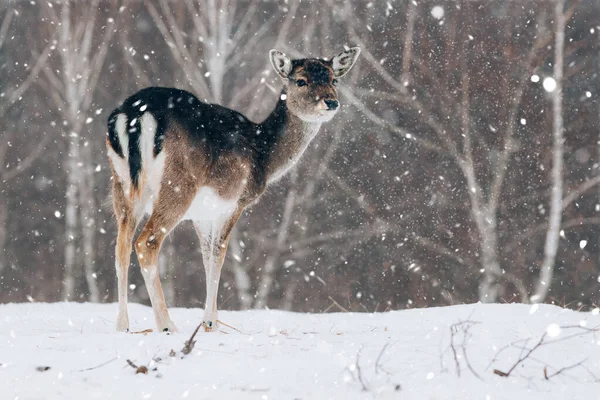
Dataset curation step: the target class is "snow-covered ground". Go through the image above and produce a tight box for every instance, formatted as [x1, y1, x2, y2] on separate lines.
[2, 302, 600, 399]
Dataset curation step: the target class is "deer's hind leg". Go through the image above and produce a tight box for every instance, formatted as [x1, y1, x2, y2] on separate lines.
[112, 177, 138, 332]
[135, 181, 197, 333]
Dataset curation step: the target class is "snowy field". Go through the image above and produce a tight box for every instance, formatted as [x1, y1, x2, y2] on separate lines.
[2, 302, 600, 399]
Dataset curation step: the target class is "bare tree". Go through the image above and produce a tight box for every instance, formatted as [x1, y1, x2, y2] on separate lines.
[145, 0, 290, 308]
[341, 0, 555, 303]
[531, 0, 566, 303]
[40, 1, 116, 301]
[0, 5, 51, 277]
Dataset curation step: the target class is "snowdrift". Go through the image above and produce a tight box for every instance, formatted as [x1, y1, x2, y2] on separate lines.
[1, 302, 599, 399]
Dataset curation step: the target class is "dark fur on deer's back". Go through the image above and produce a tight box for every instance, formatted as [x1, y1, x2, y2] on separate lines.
[107, 87, 288, 190]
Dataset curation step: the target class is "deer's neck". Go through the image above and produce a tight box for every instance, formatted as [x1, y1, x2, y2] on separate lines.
[260, 97, 322, 184]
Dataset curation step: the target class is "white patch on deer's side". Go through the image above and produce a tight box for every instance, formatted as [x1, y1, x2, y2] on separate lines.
[185, 186, 237, 225]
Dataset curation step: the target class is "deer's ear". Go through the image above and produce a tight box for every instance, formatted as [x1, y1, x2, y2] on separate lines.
[269, 49, 293, 79]
[331, 47, 361, 78]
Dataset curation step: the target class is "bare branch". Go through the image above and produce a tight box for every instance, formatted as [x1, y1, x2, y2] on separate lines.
[2, 133, 51, 182]
[401, 2, 416, 86]
[0, 7, 14, 50]
[562, 175, 600, 210]
[545, 359, 587, 380]
[340, 88, 447, 155]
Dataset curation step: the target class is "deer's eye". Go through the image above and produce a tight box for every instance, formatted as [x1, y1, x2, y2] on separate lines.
[332, 79, 338, 86]
[296, 79, 307, 87]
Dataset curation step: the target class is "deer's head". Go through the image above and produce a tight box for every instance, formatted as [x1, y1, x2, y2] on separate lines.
[269, 47, 361, 123]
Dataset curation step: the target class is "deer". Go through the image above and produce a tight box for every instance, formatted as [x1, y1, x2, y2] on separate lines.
[106, 47, 360, 333]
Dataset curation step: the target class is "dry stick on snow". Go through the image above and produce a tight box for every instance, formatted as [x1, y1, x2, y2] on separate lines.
[494, 333, 547, 377]
[493, 324, 600, 378]
[375, 342, 393, 376]
[545, 359, 587, 380]
[446, 320, 482, 380]
[354, 347, 369, 392]
[216, 319, 243, 334]
[77, 357, 118, 372]
[181, 323, 202, 356]
[130, 329, 153, 335]
[125, 359, 148, 375]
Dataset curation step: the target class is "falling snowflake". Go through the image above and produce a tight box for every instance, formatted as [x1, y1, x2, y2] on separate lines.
[431, 6, 444, 19]
[543, 77, 557, 92]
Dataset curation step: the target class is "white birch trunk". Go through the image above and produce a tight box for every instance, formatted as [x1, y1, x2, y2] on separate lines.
[0, 198, 6, 276]
[229, 227, 252, 309]
[254, 184, 297, 309]
[45, 1, 114, 302]
[80, 144, 100, 302]
[531, 0, 565, 303]
[478, 214, 502, 303]
[282, 281, 297, 311]
[159, 241, 176, 305]
[63, 137, 79, 301]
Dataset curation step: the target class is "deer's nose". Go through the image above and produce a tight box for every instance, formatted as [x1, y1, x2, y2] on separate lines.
[324, 99, 339, 110]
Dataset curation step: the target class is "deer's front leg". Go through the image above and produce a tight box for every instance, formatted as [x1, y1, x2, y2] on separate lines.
[199, 228, 229, 332]
[196, 211, 240, 332]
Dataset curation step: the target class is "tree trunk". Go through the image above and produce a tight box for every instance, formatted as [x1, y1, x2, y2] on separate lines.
[531, 0, 565, 303]
[254, 185, 297, 309]
[159, 240, 176, 305]
[0, 197, 7, 277]
[79, 144, 100, 302]
[229, 227, 252, 309]
[478, 219, 503, 303]
[282, 281, 297, 311]
[63, 137, 79, 301]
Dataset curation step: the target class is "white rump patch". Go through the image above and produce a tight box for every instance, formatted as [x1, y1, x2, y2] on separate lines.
[115, 113, 128, 157]
[139, 112, 157, 164]
[138, 112, 166, 216]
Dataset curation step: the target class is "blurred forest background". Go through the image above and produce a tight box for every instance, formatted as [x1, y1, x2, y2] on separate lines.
[1, 0, 600, 312]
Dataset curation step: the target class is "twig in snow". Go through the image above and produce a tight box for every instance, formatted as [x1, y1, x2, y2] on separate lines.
[544, 359, 587, 380]
[217, 319, 243, 334]
[328, 296, 349, 312]
[485, 338, 530, 372]
[492, 324, 600, 379]
[443, 319, 482, 380]
[130, 329, 153, 335]
[181, 322, 202, 356]
[125, 359, 148, 375]
[77, 357, 118, 372]
[582, 364, 600, 382]
[354, 347, 369, 392]
[494, 333, 547, 378]
[375, 342, 392, 376]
